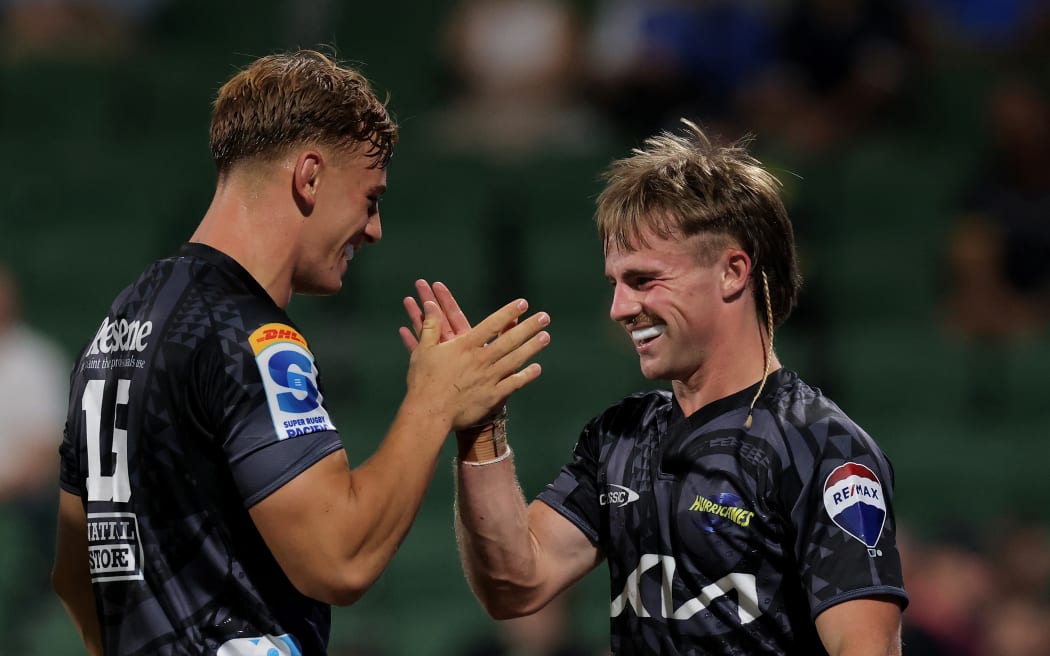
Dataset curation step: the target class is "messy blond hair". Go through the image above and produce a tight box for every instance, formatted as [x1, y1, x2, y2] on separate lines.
[210, 49, 398, 174]
[596, 119, 801, 327]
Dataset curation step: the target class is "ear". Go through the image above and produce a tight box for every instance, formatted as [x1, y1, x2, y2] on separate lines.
[292, 150, 324, 217]
[722, 248, 752, 301]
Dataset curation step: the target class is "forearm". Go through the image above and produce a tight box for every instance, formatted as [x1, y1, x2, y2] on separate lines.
[53, 490, 103, 656]
[54, 583, 103, 656]
[454, 444, 545, 618]
[338, 399, 453, 583]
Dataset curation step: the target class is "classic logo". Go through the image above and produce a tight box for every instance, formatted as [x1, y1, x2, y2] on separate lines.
[823, 462, 886, 549]
[249, 323, 336, 440]
[600, 484, 640, 508]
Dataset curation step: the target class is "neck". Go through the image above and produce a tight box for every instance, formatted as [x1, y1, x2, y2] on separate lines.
[672, 309, 780, 417]
[190, 178, 300, 308]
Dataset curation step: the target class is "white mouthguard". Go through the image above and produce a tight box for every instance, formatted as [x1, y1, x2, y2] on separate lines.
[631, 325, 666, 342]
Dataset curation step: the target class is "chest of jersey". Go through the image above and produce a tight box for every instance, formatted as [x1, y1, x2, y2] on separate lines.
[598, 421, 788, 631]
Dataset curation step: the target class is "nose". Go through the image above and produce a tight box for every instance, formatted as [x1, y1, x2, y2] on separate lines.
[365, 213, 382, 244]
[609, 282, 642, 323]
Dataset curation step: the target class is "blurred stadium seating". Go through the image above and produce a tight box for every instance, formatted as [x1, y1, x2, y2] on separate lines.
[2, 0, 1047, 653]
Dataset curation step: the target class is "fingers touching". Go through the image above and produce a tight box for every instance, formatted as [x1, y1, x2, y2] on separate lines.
[399, 281, 552, 428]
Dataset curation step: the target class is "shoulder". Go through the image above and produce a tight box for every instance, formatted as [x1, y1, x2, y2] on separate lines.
[576, 389, 672, 452]
[591, 389, 672, 428]
[765, 370, 873, 445]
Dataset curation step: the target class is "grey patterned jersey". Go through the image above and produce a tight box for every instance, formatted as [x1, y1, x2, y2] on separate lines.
[537, 369, 907, 655]
[60, 243, 344, 655]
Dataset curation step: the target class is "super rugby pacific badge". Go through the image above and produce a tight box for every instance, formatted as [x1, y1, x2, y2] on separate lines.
[823, 462, 886, 550]
[250, 323, 336, 440]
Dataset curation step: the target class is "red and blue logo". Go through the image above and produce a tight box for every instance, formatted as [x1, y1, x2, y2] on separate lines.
[822, 463, 886, 548]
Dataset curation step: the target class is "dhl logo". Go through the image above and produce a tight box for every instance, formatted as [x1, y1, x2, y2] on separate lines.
[249, 323, 309, 355]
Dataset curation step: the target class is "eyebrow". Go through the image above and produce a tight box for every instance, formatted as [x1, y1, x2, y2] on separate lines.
[605, 266, 659, 282]
[368, 184, 387, 198]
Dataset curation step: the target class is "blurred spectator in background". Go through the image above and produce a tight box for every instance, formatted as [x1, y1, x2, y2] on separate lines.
[0, 263, 68, 505]
[915, 0, 1050, 58]
[943, 76, 1050, 341]
[459, 592, 594, 656]
[428, 0, 607, 160]
[989, 518, 1050, 604]
[977, 596, 1050, 656]
[0, 262, 68, 650]
[741, 0, 920, 153]
[898, 526, 994, 656]
[0, 0, 165, 61]
[977, 518, 1050, 655]
[585, 0, 776, 141]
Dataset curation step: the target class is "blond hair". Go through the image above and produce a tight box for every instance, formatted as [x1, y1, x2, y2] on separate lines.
[596, 119, 801, 327]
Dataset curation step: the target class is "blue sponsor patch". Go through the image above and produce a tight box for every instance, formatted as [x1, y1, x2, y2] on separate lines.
[249, 324, 336, 440]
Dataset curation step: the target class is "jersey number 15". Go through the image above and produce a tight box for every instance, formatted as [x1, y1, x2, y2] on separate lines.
[82, 378, 132, 503]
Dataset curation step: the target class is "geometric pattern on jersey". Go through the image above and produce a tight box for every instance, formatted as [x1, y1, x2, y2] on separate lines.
[537, 369, 907, 655]
[60, 243, 343, 655]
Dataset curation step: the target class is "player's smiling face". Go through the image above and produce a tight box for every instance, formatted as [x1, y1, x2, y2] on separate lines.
[605, 227, 724, 382]
[294, 149, 387, 295]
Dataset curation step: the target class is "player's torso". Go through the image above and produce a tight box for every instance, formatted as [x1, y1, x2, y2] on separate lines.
[596, 394, 818, 655]
[65, 252, 322, 655]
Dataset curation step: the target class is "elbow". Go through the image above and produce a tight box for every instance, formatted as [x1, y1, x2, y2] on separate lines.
[474, 581, 546, 620]
[288, 562, 381, 607]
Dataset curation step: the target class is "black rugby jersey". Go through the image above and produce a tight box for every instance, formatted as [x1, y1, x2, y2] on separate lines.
[60, 243, 344, 656]
[537, 369, 907, 655]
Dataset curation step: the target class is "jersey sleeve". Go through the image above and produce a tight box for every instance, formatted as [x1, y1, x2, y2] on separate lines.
[536, 417, 603, 546]
[58, 421, 82, 496]
[59, 350, 86, 496]
[781, 416, 909, 619]
[196, 321, 344, 508]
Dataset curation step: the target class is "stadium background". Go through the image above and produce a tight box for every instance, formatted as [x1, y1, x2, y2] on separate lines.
[0, 0, 1048, 654]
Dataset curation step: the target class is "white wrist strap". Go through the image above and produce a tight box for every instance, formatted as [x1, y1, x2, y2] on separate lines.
[459, 447, 513, 467]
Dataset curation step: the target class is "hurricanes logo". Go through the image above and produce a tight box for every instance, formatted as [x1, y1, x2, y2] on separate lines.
[689, 492, 754, 532]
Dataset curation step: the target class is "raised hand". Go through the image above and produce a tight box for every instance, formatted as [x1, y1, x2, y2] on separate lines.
[400, 280, 473, 351]
[405, 296, 549, 431]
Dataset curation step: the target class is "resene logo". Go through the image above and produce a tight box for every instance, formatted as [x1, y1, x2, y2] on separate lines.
[87, 317, 153, 355]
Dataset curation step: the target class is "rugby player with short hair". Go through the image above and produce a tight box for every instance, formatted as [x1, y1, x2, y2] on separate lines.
[51, 50, 551, 656]
[403, 120, 907, 655]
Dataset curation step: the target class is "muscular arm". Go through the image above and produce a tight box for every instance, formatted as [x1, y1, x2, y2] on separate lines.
[251, 299, 550, 606]
[52, 490, 103, 656]
[251, 398, 456, 605]
[815, 597, 903, 656]
[454, 454, 602, 618]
